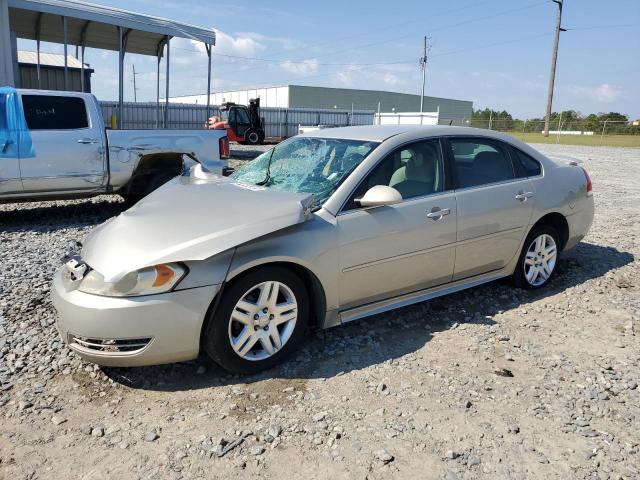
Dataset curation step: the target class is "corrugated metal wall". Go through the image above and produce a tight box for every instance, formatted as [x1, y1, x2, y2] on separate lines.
[99, 101, 374, 137]
[167, 85, 473, 126]
[288, 85, 473, 125]
[19, 65, 91, 92]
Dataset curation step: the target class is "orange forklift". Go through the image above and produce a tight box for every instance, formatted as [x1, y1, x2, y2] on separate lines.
[206, 98, 265, 145]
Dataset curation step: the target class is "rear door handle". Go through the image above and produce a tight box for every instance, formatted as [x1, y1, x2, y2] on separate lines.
[515, 191, 534, 202]
[426, 207, 451, 220]
[77, 138, 99, 144]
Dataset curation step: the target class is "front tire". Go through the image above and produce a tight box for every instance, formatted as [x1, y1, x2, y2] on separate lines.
[245, 129, 262, 145]
[512, 225, 560, 289]
[203, 266, 309, 374]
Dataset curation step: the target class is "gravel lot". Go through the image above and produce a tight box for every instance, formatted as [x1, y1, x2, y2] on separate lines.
[1, 144, 638, 480]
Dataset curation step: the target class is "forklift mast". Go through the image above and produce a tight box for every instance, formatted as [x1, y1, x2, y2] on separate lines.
[248, 98, 262, 130]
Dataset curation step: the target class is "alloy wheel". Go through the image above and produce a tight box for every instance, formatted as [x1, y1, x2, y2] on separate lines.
[523, 233, 557, 287]
[228, 281, 298, 361]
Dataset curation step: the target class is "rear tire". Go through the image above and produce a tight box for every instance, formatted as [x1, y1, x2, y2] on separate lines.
[203, 266, 309, 374]
[512, 225, 560, 289]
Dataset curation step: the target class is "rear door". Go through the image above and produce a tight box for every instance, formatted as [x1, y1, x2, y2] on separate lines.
[337, 138, 457, 309]
[19, 93, 105, 193]
[446, 136, 535, 280]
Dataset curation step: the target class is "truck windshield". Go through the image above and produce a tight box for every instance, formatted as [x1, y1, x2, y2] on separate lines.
[231, 136, 379, 205]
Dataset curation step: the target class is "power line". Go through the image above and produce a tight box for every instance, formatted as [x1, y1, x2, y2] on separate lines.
[172, 30, 563, 99]
[179, 0, 551, 82]
[210, 0, 497, 66]
[170, 46, 415, 66]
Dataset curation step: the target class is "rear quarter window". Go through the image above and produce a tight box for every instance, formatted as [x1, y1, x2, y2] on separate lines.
[512, 148, 542, 177]
[21, 95, 89, 130]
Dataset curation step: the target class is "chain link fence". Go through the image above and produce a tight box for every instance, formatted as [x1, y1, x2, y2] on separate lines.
[468, 118, 639, 136]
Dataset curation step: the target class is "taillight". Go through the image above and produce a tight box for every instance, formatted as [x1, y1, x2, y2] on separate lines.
[219, 136, 230, 159]
[581, 167, 592, 194]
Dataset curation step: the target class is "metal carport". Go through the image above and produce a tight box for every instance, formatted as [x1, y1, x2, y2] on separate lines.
[0, 0, 216, 127]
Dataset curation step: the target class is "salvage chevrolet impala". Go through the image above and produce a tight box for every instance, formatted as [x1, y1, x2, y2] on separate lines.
[52, 126, 594, 373]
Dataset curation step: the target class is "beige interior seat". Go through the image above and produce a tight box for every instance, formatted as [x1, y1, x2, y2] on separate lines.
[389, 144, 439, 198]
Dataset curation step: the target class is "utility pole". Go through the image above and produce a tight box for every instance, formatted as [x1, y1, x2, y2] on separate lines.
[419, 36, 428, 114]
[544, 0, 565, 137]
[132, 64, 140, 103]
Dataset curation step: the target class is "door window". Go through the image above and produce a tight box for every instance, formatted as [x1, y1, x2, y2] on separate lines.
[235, 107, 250, 125]
[450, 138, 515, 188]
[345, 139, 444, 210]
[21, 95, 89, 130]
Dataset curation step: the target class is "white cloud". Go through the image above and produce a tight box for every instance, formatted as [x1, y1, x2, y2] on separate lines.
[214, 30, 266, 57]
[280, 59, 319, 76]
[571, 83, 621, 103]
[334, 65, 401, 89]
[236, 32, 306, 51]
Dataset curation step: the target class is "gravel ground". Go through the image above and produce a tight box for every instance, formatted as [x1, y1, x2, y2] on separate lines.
[0, 144, 638, 480]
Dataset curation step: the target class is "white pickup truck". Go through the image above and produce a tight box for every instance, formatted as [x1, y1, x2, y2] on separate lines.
[0, 89, 230, 204]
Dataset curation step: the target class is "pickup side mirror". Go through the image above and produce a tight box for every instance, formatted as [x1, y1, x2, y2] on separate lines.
[355, 185, 403, 208]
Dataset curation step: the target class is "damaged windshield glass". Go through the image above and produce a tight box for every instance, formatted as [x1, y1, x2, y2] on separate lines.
[231, 136, 379, 205]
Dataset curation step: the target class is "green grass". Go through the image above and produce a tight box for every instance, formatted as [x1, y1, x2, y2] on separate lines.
[504, 131, 640, 148]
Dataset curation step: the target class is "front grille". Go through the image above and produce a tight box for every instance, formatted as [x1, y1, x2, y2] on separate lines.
[69, 335, 152, 354]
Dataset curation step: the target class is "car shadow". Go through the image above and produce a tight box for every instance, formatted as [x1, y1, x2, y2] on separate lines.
[102, 241, 634, 392]
[0, 196, 127, 233]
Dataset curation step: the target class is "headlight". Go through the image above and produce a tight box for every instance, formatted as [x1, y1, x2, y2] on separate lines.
[78, 263, 186, 297]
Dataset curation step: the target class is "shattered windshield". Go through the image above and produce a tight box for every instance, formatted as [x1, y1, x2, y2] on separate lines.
[231, 136, 379, 205]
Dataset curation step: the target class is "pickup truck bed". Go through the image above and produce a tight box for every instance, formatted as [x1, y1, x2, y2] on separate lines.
[0, 88, 228, 203]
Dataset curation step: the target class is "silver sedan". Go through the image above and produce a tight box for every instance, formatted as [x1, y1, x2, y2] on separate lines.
[52, 125, 594, 373]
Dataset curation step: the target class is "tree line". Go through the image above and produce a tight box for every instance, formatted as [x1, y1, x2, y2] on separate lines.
[470, 108, 639, 134]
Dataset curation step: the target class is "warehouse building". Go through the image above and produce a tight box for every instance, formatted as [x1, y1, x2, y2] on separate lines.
[17, 50, 93, 92]
[169, 85, 473, 125]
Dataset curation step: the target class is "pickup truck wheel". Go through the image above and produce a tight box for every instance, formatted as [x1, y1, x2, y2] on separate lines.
[120, 193, 143, 207]
[144, 172, 177, 195]
[203, 266, 309, 374]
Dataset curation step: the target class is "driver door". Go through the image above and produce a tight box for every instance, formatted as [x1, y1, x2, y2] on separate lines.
[230, 107, 251, 138]
[336, 139, 457, 309]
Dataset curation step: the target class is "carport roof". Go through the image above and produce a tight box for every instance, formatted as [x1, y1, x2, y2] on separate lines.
[8, 0, 216, 56]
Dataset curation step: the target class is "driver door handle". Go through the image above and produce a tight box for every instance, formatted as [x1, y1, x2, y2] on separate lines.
[77, 138, 99, 144]
[426, 207, 451, 220]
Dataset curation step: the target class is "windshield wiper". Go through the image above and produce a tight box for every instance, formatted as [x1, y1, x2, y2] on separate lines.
[256, 147, 275, 186]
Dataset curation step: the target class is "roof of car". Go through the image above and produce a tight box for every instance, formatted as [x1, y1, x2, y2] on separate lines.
[299, 125, 511, 143]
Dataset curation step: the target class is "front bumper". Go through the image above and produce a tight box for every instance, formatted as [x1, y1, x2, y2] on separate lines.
[52, 268, 220, 367]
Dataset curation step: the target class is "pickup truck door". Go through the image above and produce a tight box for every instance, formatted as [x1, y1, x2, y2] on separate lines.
[18, 93, 105, 193]
[0, 156, 22, 194]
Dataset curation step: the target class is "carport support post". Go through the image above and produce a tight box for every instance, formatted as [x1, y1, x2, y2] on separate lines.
[35, 13, 42, 88]
[118, 26, 124, 128]
[205, 43, 212, 124]
[62, 16, 68, 91]
[156, 53, 160, 128]
[80, 21, 90, 93]
[164, 35, 170, 129]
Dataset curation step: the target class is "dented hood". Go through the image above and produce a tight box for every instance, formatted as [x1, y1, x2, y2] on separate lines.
[82, 175, 314, 282]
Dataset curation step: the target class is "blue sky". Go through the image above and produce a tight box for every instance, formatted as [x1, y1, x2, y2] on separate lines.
[18, 0, 640, 118]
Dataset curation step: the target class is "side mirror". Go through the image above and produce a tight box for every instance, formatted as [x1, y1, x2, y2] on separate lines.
[356, 185, 403, 208]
